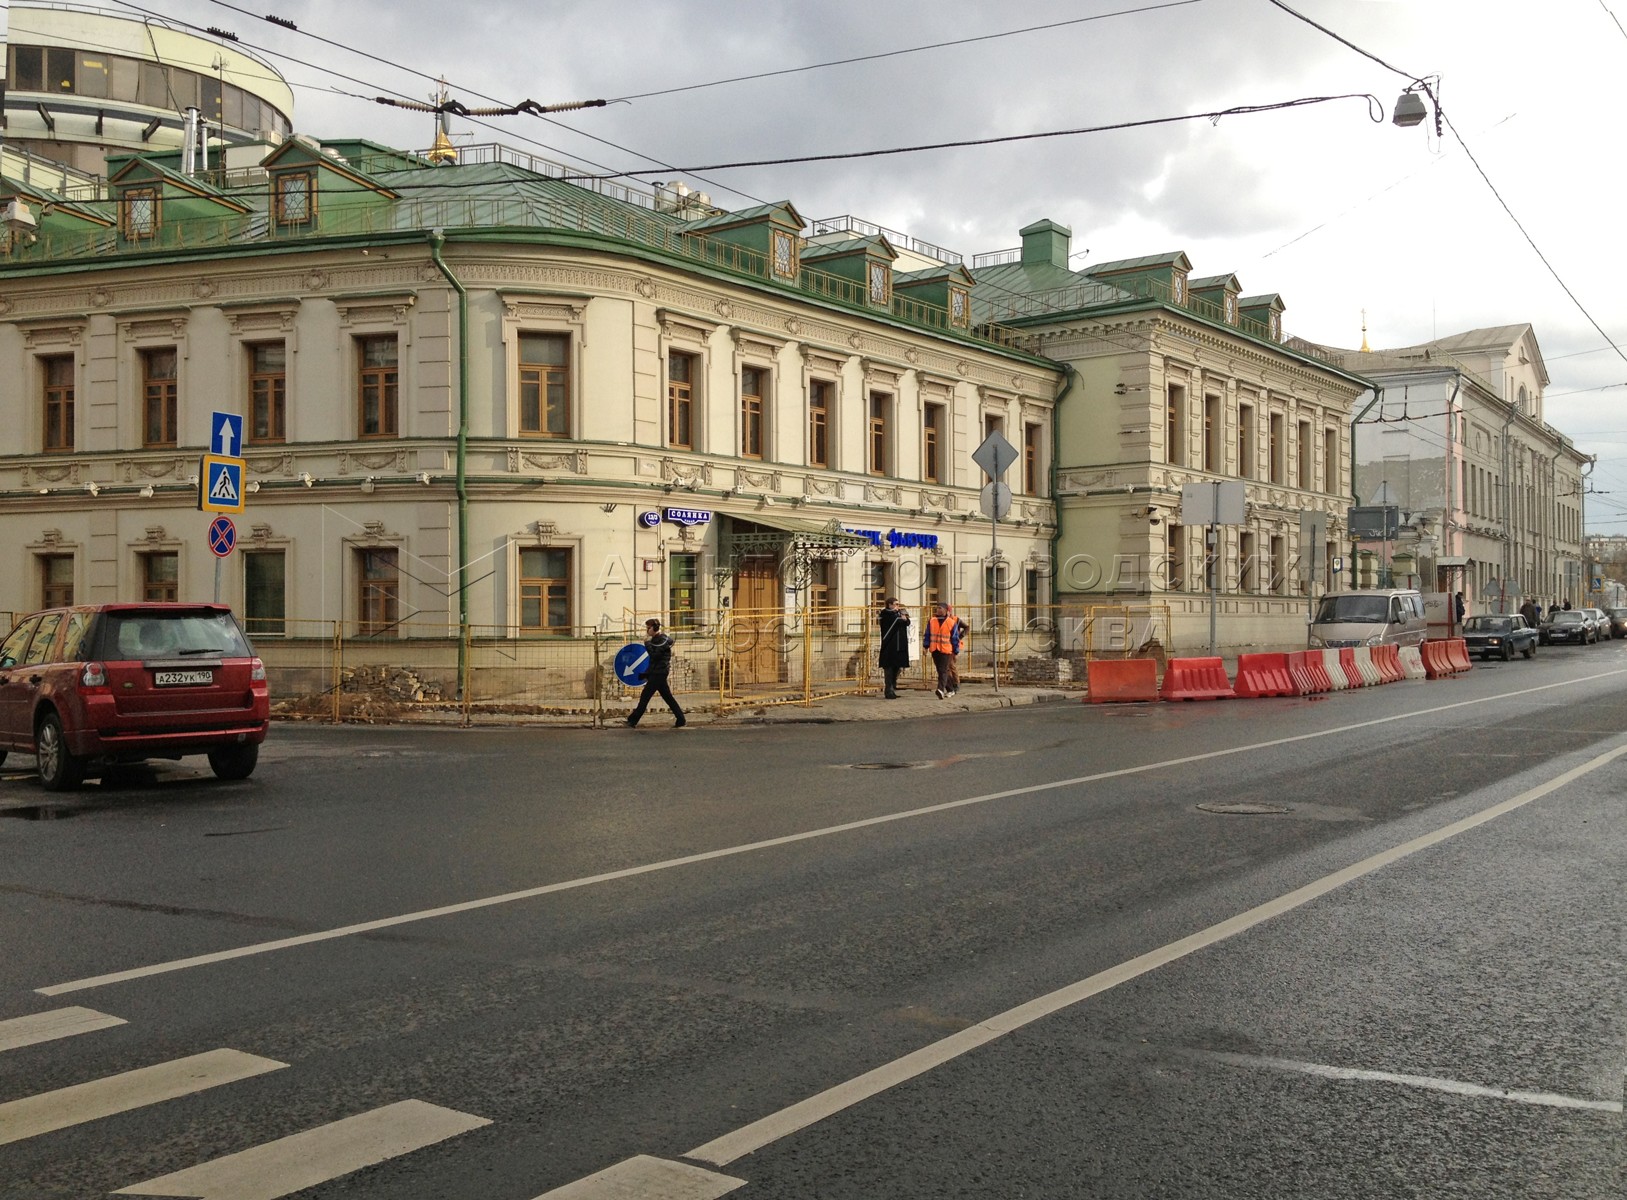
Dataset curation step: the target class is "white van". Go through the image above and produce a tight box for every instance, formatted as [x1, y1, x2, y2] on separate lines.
[1308, 588, 1429, 649]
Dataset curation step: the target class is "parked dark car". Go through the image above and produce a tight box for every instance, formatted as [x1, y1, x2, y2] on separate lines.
[1582, 608, 1612, 640]
[0, 603, 269, 790]
[1461, 614, 1538, 661]
[1542, 610, 1595, 645]
[1606, 607, 1627, 638]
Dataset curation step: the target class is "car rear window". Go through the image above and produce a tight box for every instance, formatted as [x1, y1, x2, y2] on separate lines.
[98, 611, 252, 660]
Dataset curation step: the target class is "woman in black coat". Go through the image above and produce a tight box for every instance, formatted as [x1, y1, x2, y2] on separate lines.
[877, 597, 911, 699]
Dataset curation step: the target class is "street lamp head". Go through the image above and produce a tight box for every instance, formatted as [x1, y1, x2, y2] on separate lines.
[1392, 90, 1429, 128]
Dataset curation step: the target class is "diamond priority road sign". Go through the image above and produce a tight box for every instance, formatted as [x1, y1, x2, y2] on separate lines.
[971, 429, 1018, 480]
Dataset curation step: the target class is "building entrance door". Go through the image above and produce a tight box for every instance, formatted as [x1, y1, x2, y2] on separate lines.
[730, 555, 783, 685]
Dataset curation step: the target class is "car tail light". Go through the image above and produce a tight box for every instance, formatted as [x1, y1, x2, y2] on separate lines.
[250, 657, 266, 683]
[80, 661, 109, 693]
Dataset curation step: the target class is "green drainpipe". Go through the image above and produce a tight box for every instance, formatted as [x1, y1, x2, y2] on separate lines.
[427, 230, 470, 696]
[1048, 364, 1078, 600]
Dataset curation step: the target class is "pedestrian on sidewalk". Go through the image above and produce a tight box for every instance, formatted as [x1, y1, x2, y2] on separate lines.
[923, 603, 966, 698]
[877, 597, 911, 699]
[626, 618, 685, 728]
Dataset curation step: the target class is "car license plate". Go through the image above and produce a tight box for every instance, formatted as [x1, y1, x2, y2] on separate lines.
[154, 669, 213, 686]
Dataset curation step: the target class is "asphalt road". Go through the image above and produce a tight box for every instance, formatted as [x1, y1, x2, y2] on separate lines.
[2, 641, 1625, 1199]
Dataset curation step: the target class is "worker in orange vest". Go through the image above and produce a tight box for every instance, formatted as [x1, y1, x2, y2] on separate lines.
[922, 603, 966, 699]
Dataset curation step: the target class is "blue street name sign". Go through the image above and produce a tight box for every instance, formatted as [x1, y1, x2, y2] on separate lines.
[613, 643, 650, 686]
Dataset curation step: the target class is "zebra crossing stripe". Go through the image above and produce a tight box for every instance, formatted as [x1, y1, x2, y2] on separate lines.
[529, 1154, 745, 1199]
[114, 1099, 491, 1199]
[0, 1048, 285, 1146]
[0, 1007, 125, 1053]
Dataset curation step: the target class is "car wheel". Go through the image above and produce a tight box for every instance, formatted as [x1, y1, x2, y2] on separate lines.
[1502, 643, 1513, 662]
[1524, 643, 1536, 659]
[35, 712, 85, 792]
[207, 742, 259, 781]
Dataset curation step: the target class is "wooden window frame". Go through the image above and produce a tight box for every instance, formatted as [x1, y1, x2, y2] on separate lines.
[667, 350, 697, 451]
[141, 347, 179, 448]
[808, 379, 831, 468]
[1166, 384, 1185, 467]
[519, 546, 573, 633]
[357, 334, 399, 438]
[519, 331, 571, 438]
[248, 342, 286, 443]
[243, 548, 287, 637]
[40, 554, 74, 608]
[141, 550, 178, 603]
[923, 403, 944, 484]
[1023, 422, 1042, 494]
[123, 186, 159, 240]
[740, 365, 767, 460]
[273, 171, 314, 226]
[357, 547, 400, 635]
[868, 391, 892, 477]
[42, 354, 75, 453]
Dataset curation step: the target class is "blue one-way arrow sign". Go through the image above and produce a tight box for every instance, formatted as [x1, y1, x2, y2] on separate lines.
[211, 411, 244, 458]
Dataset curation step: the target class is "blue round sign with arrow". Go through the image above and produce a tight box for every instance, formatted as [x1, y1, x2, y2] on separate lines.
[613, 643, 650, 686]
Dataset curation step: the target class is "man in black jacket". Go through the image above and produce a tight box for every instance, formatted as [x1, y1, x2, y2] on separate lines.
[877, 597, 911, 699]
[627, 618, 686, 728]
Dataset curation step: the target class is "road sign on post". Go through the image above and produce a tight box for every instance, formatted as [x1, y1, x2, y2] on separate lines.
[208, 516, 237, 558]
[613, 643, 650, 687]
[199, 454, 246, 513]
[979, 482, 1012, 520]
[971, 430, 1018, 480]
[210, 412, 245, 458]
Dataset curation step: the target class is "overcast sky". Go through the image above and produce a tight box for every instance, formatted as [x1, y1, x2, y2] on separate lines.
[105, 0, 1627, 526]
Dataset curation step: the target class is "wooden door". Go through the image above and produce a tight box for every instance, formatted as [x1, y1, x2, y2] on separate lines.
[731, 556, 782, 685]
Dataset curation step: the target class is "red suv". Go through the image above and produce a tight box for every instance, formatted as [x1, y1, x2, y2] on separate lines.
[0, 603, 270, 790]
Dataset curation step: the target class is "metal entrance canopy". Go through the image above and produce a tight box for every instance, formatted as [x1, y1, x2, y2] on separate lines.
[719, 514, 872, 589]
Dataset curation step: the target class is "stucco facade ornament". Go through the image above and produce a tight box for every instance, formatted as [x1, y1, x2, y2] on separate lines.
[24, 463, 78, 485]
[785, 317, 802, 335]
[636, 278, 657, 299]
[956, 360, 970, 377]
[0, 297, 12, 316]
[246, 453, 296, 477]
[305, 271, 327, 291]
[905, 347, 921, 364]
[919, 489, 956, 511]
[714, 299, 733, 319]
[341, 449, 409, 474]
[194, 280, 217, 300]
[846, 332, 862, 349]
[90, 287, 112, 308]
[738, 468, 782, 490]
[864, 483, 903, 504]
[804, 476, 845, 498]
[513, 448, 588, 474]
[660, 457, 712, 487]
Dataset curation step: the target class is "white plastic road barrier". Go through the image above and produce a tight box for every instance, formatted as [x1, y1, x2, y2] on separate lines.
[1321, 648, 1348, 690]
[1398, 645, 1428, 679]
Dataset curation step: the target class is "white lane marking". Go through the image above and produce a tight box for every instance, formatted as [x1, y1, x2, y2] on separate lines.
[529, 1154, 745, 1200]
[0, 1048, 285, 1146]
[38, 670, 1627, 998]
[685, 740, 1627, 1166]
[0, 1006, 125, 1053]
[1200, 1050, 1624, 1114]
[114, 1099, 490, 1199]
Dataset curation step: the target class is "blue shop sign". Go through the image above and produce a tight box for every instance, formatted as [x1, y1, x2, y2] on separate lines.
[844, 528, 939, 550]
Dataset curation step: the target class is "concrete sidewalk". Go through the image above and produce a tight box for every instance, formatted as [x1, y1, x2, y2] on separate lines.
[709, 684, 1073, 725]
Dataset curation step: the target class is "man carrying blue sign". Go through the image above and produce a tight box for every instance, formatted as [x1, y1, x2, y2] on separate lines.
[626, 619, 686, 729]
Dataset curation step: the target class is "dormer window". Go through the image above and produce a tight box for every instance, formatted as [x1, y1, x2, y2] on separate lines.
[949, 285, 970, 329]
[123, 187, 159, 239]
[274, 172, 313, 226]
[868, 261, 891, 305]
[771, 229, 798, 280]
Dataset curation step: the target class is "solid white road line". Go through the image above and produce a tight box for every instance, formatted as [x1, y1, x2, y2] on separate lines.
[37, 669, 1627, 999]
[683, 739, 1627, 1166]
[529, 1154, 745, 1200]
[0, 1006, 125, 1053]
[1200, 1050, 1624, 1114]
[0, 1048, 285, 1146]
[114, 1099, 491, 1200]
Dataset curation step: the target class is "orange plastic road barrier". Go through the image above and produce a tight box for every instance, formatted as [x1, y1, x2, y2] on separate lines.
[1234, 652, 1297, 698]
[1371, 644, 1404, 683]
[1085, 657, 1160, 703]
[1337, 648, 1365, 688]
[1449, 638, 1474, 672]
[1158, 656, 1235, 701]
[1421, 640, 1449, 678]
[1286, 650, 1320, 694]
[1303, 651, 1335, 692]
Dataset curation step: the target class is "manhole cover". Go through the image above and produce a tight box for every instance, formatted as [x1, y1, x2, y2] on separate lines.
[1196, 802, 1291, 815]
[848, 762, 920, 770]
[0, 805, 76, 821]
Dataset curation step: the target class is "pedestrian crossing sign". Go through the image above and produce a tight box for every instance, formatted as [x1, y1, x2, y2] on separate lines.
[199, 453, 246, 513]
